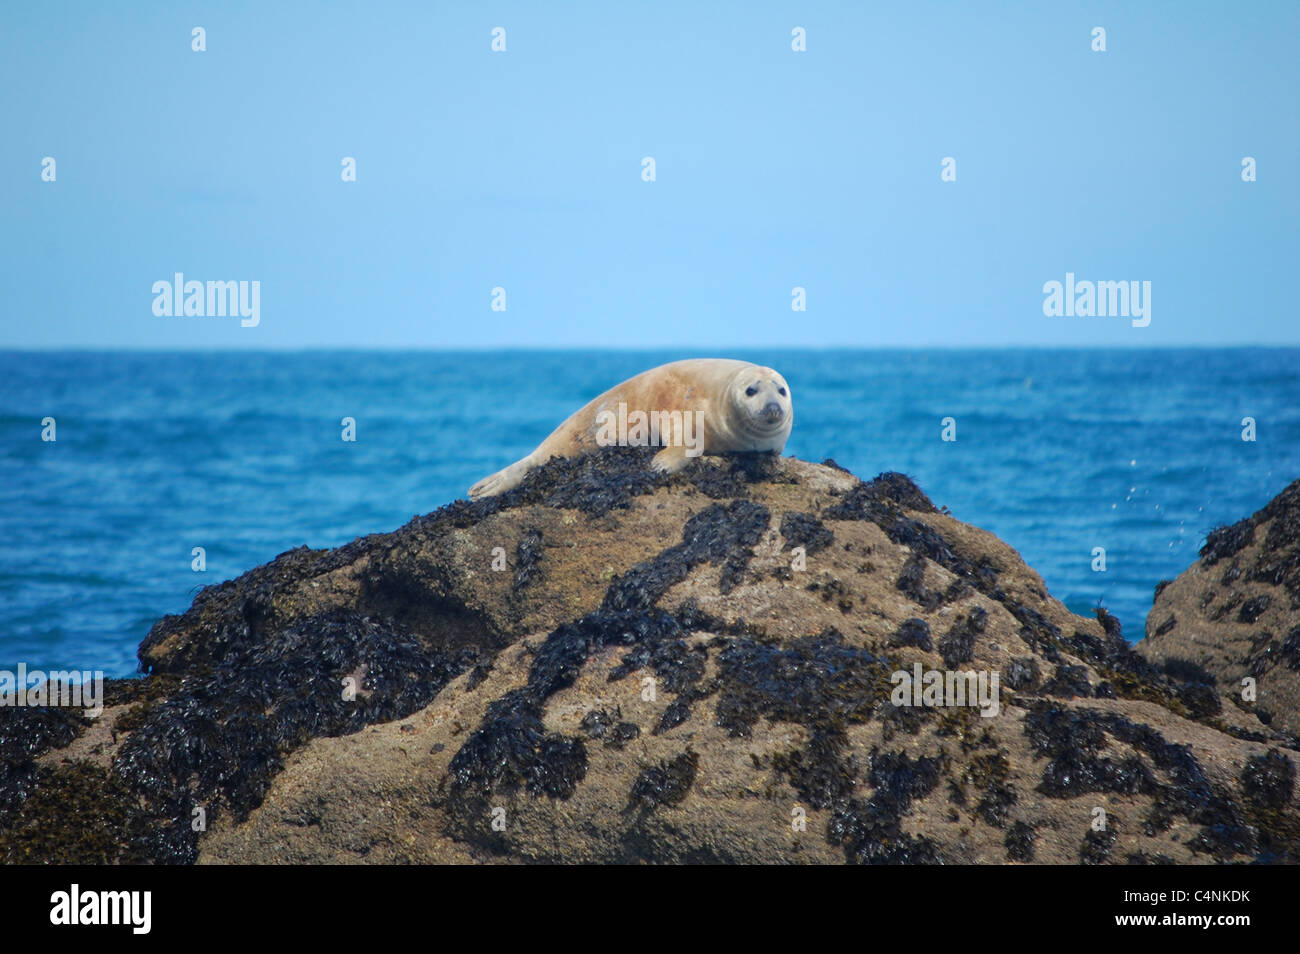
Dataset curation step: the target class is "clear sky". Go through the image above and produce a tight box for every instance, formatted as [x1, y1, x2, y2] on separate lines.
[2, 1, 1296, 349]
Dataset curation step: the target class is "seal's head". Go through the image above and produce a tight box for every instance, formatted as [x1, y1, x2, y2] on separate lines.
[727, 365, 793, 447]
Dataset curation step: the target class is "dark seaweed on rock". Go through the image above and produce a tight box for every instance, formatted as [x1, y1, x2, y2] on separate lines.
[1040, 664, 1094, 699]
[965, 751, 1018, 828]
[138, 545, 334, 674]
[1080, 827, 1116, 865]
[939, 606, 987, 668]
[0, 674, 192, 863]
[580, 709, 642, 749]
[1201, 519, 1256, 565]
[116, 609, 474, 862]
[607, 722, 641, 747]
[627, 750, 699, 811]
[869, 749, 943, 808]
[677, 451, 790, 498]
[1020, 700, 1299, 860]
[142, 519, 507, 677]
[772, 725, 858, 808]
[855, 472, 939, 514]
[654, 699, 693, 735]
[1005, 657, 1041, 691]
[1094, 606, 1122, 641]
[1176, 682, 1221, 718]
[0, 763, 164, 864]
[580, 708, 614, 739]
[1028, 607, 1211, 715]
[713, 633, 889, 738]
[779, 512, 835, 555]
[828, 749, 944, 865]
[447, 688, 587, 800]
[602, 500, 770, 609]
[891, 617, 933, 651]
[1025, 702, 1157, 798]
[0, 706, 87, 832]
[895, 554, 947, 611]
[1007, 603, 1065, 664]
[459, 488, 934, 863]
[486, 445, 667, 517]
[1238, 595, 1271, 624]
[533, 609, 685, 698]
[1241, 750, 1295, 810]
[825, 473, 1000, 599]
[513, 527, 543, 589]
[0, 706, 85, 766]
[608, 637, 706, 695]
[1159, 657, 1216, 685]
[1005, 820, 1036, 861]
[4, 609, 473, 865]
[1196, 478, 1300, 606]
[1283, 626, 1300, 669]
[711, 633, 953, 864]
[448, 606, 690, 811]
[474, 445, 789, 517]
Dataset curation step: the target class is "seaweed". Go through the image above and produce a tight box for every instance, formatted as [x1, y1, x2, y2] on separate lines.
[447, 688, 587, 800]
[115, 609, 474, 862]
[1004, 657, 1041, 692]
[890, 618, 933, 652]
[602, 500, 771, 609]
[1080, 827, 1116, 865]
[607, 722, 641, 748]
[1005, 820, 1036, 861]
[627, 750, 699, 811]
[827, 749, 944, 865]
[965, 751, 1017, 828]
[779, 512, 835, 555]
[713, 633, 889, 738]
[1040, 664, 1094, 699]
[1241, 749, 1295, 810]
[938, 606, 986, 668]
[513, 527, 544, 589]
[1238, 595, 1271, 624]
[1201, 519, 1255, 565]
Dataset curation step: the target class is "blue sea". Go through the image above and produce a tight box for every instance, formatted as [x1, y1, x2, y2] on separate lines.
[1, 349, 1297, 678]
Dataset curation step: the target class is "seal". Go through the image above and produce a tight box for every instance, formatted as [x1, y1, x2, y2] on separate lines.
[468, 358, 793, 500]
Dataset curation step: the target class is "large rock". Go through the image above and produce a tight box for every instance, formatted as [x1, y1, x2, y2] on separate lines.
[1139, 479, 1300, 739]
[4, 453, 1298, 864]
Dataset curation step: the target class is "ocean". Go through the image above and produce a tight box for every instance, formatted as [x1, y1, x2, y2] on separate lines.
[1, 348, 1296, 678]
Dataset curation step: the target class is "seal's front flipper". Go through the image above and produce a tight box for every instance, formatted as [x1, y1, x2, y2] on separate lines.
[468, 456, 535, 500]
[651, 445, 690, 474]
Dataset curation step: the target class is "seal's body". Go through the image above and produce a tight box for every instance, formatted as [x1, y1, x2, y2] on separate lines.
[468, 358, 793, 500]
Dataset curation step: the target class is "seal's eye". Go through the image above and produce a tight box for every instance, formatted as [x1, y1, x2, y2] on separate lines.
[778, 387, 787, 396]
[745, 386, 758, 397]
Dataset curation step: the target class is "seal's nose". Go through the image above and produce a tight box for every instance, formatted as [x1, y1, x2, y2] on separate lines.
[761, 401, 783, 421]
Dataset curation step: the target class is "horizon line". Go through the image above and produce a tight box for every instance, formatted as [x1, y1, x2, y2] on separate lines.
[3, 343, 1299, 354]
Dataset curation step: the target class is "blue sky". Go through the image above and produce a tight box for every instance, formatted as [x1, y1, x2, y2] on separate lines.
[2, 0, 1296, 349]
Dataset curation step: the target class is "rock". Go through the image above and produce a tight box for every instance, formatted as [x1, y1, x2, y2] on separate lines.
[3, 452, 1298, 864]
[1139, 478, 1300, 739]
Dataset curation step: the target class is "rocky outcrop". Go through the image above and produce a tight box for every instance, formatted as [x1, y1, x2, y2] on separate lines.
[3, 453, 1298, 864]
[1139, 479, 1300, 739]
